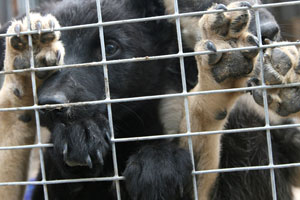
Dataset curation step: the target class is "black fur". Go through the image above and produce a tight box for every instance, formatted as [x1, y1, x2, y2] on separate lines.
[0, 0, 298, 200]
[32, 0, 194, 199]
[211, 103, 300, 200]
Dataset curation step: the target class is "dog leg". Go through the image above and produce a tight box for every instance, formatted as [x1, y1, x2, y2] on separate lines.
[0, 13, 64, 200]
[247, 42, 300, 191]
[180, 2, 259, 200]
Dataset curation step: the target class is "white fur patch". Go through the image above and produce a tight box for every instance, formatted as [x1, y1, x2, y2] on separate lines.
[159, 91, 184, 135]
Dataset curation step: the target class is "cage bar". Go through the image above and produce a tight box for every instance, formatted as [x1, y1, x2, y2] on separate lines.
[0, 1, 299, 200]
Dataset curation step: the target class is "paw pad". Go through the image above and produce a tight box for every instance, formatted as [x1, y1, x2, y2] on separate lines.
[5, 13, 65, 79]
[195, 1, 258, 84]
[249, 44, 300, 116]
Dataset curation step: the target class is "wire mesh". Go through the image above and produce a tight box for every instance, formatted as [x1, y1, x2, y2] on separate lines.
[0, 0, 300, 200]
[253, 1, 277, 198]
[24, 1, 49, 199]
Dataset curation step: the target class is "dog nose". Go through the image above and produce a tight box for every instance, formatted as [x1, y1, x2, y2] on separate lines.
[261, 22, 280, 41]
[38, 92, 68, 105]
[38, 92, 69, 122]
[38, 92, 68, 117]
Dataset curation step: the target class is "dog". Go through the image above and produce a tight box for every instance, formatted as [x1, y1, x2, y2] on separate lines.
[0, 0, 300, 199]
[0, 13, 64, 200]
[165, 1, 300, 199]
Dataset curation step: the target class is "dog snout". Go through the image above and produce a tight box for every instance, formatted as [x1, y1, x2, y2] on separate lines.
[38, 92, 68, 105]
[261, 22, 280, 41]
[38, 92, 69, 116]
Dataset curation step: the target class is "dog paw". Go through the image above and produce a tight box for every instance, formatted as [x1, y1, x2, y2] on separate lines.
[248, 43, 300, 116]
[50, 116, 111, 173]
[123, 143, 192, 200]
[5, 13, 64, 79]
[196, 1, 258, 85]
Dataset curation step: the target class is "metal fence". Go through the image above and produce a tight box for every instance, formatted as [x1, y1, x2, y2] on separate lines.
[1, 0, 300, 200]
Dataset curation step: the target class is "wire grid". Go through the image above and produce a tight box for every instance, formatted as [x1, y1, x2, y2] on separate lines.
[0, 0, 300, 200]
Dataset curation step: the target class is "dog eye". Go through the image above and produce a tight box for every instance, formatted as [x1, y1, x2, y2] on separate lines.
[105, 41, 119, 57]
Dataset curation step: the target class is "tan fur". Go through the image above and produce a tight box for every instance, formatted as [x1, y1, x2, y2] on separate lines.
[0, 26, 36, 200]
[0, 13, 64, 199]
[179, 73, 243, 200]
[163, 0, 174, 15]
[0, 80, 35, 200]
[257, 43, 300, 117]
[163, 1, 300, 199]
[179, 3, 257, 200]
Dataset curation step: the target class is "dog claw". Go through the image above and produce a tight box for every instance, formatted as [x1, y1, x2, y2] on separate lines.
[216, 4, 227, 11]
[50, 20, 55, 31]
[36, 21, 42, 34]
[264, 38, 272, 44]
[240, 1, 252, 8]
[254, 39, 259, 47]
[97, 150, 104, 165]
[14, 24, 21, 37]
[206, 41, 217, 52]
[56, 50, 61, 65]
[247, 77, 260, 87]
[252, 89, 273, 106]
[63, 143, 68, 162]
[249, 35, 259, 47]
[204, 41, 223, 65]
[86, 155, 93, 169]
[106, 131, 111, 142]
[247, 77, 260, 94]
[264, 54, 271, 63]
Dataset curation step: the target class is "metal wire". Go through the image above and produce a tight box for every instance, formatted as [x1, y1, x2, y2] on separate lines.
[3, 82, 300, 113]
[0, 0, 300, 200]
[253, 1, 277, 199]
[0, 41, 299, 76]
[24, 0, 49, 199]
[95, 0, 122, 199]
[1, 1, 300, 38]
[173, 0, 199, 198]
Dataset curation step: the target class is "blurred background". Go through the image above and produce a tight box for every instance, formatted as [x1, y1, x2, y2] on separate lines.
[264, 0, 300, 41]
[0, 0, 43, 24]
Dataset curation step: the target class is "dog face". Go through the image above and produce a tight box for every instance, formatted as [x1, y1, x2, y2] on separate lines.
[38, 0, 174, 128]
[35, 0, 180, 177]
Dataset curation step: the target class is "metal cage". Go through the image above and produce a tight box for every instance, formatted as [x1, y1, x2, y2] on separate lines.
[1, 0, 300, 200]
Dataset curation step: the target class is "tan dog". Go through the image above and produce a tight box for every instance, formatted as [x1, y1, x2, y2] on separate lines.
[178, 2, 260, 199]
[162, 0, 300, 199]
[0, 13, 64, 200]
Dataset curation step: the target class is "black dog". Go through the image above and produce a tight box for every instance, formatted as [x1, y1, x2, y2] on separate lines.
[0, 0, 300, 200]
[33, 0, 193, 199]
